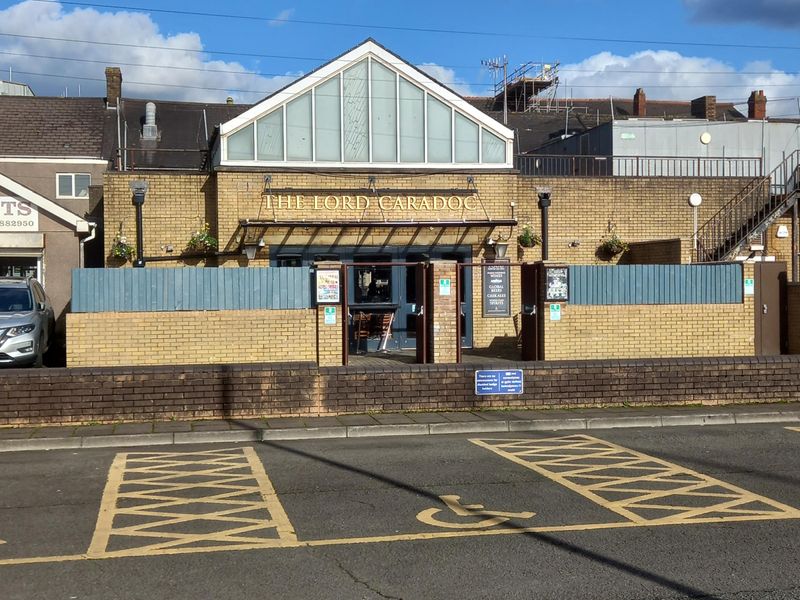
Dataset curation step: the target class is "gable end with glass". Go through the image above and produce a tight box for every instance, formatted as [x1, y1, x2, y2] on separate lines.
[218, 43, 514, 169]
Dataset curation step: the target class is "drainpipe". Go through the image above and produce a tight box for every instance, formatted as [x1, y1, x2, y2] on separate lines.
[79, 222, 97, 268]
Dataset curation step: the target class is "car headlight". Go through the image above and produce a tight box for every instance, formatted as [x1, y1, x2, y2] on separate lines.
[7, 324, 35, 337]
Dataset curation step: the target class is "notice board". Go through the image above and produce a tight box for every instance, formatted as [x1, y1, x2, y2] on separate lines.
[482, 262, 510, 317]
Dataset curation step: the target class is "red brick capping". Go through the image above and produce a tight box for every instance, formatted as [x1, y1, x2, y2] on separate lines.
[1, 356, 799, 426]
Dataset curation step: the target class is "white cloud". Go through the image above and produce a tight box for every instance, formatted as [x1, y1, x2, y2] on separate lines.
[0, 1, 299, 103]
[559, 50, 800, 117]
[418, 63, 475, 96]
[268, 8, 295, 27]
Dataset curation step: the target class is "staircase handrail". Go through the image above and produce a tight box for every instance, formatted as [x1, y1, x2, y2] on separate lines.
[696, 150, 800, 261]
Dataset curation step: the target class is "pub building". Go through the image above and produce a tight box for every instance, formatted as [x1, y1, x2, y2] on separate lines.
[108, 39, 529, 356]
[216, 39, 520, 354]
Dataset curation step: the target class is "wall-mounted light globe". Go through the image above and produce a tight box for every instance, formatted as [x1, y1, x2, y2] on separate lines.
[688, 193, 703, 207]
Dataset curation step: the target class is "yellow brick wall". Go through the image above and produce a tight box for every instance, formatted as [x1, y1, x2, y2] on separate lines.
[316, 305, 344, 366]
[103, 172, 216, 267]
[766, 215, 795, 281]
[102, 171, 755, 352]
[67, 309, 316, 367]
[543, 298, 755, 360]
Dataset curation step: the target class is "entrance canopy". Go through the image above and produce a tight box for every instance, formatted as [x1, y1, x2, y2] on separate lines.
[218, 39, 514, 169]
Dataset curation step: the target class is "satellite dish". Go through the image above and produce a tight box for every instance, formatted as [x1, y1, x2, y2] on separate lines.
[688, 193, 703, 207]
[700, 132, 712, 145]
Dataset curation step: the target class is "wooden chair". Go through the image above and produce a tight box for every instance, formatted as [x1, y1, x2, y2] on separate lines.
[353, 312, 372, 354]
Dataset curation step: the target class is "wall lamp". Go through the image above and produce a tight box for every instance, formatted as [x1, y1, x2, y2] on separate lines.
[485, 238, 509, 259]
[242, 237, 265, 260]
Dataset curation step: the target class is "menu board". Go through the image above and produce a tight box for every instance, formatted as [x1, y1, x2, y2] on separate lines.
[315, 269, 341, 304]
[482, 262, 510, 317]
[545, 267, 569, 302]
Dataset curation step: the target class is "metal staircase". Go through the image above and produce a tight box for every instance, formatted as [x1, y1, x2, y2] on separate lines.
[696, 150, 800, 262]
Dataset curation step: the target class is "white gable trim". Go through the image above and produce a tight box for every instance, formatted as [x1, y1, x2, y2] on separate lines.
[220, 40, 514, 140]
[0, 173, 89, 232]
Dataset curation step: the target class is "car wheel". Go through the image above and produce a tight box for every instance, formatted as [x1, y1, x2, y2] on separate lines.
[32, 337, 44, 368]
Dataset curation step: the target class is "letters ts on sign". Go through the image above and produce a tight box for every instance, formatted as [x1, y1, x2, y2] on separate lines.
[0, 198, 38, 232]
[316, 269, 341, 304]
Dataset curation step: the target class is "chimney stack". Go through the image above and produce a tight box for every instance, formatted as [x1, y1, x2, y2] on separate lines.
[748, 90, 767, 120]
[633, 88, 646, 117]
[105, 67, 122, 106]
[691, 95, 717, 120]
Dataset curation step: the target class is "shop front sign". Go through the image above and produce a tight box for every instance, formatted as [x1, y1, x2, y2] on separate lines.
[262, 194, 479, 212]
[0, 198, 38, 232]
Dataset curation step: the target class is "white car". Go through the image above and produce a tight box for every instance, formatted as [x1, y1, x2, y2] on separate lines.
[0, 278, 54, 367]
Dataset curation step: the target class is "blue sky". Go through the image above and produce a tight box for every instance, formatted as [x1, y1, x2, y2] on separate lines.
[1, 0, 799, 115]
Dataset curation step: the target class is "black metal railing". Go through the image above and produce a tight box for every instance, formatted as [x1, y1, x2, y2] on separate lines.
[696, 150, 800, 262]
[515, 154, 763, 178]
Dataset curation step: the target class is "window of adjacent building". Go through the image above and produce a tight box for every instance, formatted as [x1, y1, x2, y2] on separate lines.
[276, 254, 302, 267]
[223, 55, 509, 166]
[56, 173, 91, 199]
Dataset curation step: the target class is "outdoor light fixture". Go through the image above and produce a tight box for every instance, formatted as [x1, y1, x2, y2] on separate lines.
[537, 187, 552, 261]
[689, 192, 703, 260]
[242, 237, 265, 260]
[494, 241, 509, 259]
[129, 180, 149, 267]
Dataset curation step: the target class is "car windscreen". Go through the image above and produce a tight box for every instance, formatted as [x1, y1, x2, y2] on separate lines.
[0, 288, 33, 312]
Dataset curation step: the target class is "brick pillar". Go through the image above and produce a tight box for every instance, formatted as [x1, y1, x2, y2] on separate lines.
[428, 261, 459, 364]
[314, 262, 344, 367]
[748, 90, 766, 120]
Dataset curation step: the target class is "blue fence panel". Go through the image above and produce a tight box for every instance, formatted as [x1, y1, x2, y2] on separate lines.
[569, 264, 743, 305]
[72, 267, 312, 312]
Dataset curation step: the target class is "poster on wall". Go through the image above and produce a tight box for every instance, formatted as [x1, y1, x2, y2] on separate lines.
[482, 262, 510, 317]
[0, 198, 38, 232]
[316, 269, 341, 304]
[545, 267, 569, 302]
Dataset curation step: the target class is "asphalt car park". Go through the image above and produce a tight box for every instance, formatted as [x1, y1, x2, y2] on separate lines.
[0, 424, 799, 599]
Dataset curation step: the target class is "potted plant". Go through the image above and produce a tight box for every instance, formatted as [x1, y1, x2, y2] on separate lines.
[517, 225, 542, 248]
[110, 232, 135, 262]
[186, 221, 218, 253]
[598, 232, 629, 257]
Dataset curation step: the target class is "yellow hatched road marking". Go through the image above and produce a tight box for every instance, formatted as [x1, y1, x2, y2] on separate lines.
[87, 447, 296, 558]
[471, 435, 800, 525]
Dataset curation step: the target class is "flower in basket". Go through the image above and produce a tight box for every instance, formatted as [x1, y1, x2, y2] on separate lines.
[517, 224, 542, 248]
[186, 222, 218, 253]
[599, 232, 629, 256]
[110, 233, 135, 261]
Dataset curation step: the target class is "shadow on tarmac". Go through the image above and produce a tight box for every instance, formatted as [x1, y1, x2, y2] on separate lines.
[258, 439, 723, 600]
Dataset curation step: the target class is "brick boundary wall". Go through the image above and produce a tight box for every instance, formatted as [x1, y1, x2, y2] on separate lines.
[2, 356, 800, 426]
